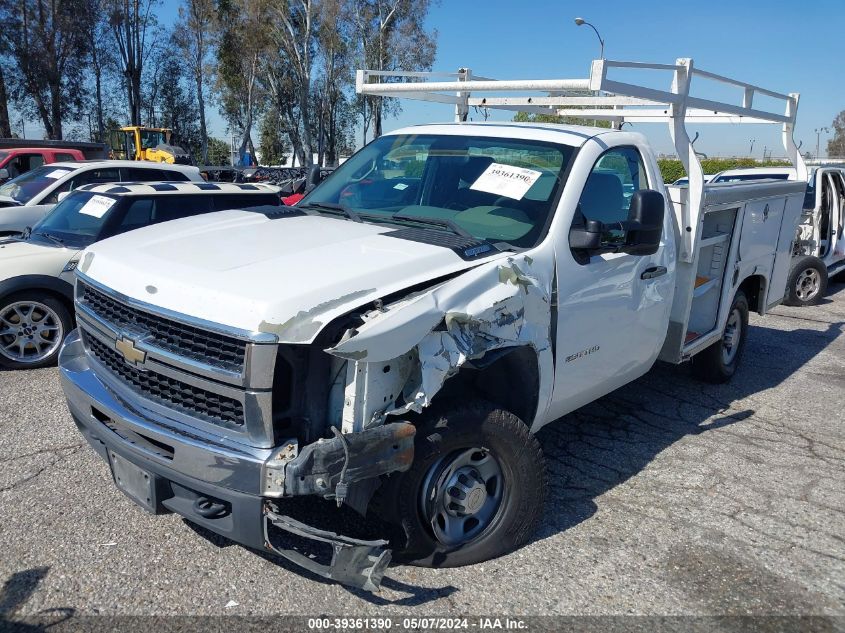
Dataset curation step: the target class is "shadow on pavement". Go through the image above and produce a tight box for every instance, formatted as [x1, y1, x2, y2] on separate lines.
[533, 319, 844, 541]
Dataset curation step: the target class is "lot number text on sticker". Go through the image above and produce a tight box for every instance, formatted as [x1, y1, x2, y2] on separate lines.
[470, 163, 541, 200]
[78, 194, 116, 218]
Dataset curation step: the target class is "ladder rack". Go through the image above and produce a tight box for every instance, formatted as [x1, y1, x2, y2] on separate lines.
[357, 58, 807, 262]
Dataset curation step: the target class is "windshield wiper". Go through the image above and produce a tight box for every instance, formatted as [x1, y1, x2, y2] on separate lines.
[299, 201, 361, 223]
[391, 212, 474, 238]
[35, 231, 65, 247]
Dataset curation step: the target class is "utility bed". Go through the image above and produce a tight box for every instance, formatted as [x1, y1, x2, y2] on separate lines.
[661, 180, 806, 362]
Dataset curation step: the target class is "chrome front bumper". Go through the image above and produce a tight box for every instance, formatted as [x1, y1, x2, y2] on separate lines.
[59, 329, 413, 590]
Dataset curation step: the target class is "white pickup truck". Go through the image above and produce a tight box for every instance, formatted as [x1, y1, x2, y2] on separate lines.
[58, 58, 806, 591]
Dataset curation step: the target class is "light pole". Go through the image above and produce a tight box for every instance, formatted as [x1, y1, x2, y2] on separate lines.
[574, 17, 605, 59]
[815, 127, 830, 159]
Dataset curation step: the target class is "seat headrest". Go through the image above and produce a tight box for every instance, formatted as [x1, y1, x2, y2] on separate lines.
[459, 156, 494, 184]
[579, 172, 624, 224]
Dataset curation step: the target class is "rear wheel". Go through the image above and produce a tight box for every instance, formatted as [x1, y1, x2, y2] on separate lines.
[691, 290, 749, 384]
[375, 400, 546, 568]
[0, 292, 72, 369]
[784, 256, 828, 307]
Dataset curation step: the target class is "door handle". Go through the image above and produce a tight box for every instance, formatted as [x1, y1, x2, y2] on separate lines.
[641, 266, 667, 280]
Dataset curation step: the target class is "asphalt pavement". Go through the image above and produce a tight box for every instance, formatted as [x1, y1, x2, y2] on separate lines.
[0, 281, 843, 623]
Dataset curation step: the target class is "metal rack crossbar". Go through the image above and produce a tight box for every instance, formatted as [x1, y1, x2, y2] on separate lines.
[356, 58, 808, 262]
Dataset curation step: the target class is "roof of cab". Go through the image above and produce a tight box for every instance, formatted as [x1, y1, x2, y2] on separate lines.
[75, 181, 281, 195]
[385, 121, 613, 147]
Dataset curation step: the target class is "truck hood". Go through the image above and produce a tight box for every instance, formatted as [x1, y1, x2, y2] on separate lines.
[0, 239, 77, 280]
[80, 210, 506, 343]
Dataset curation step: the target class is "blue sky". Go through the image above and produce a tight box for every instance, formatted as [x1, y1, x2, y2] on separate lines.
[18, 0, 845, 158]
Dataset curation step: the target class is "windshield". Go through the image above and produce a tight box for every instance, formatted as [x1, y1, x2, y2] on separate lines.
[301, 134, 575, 248]
[0, 165, 74, 203]
[31, 190, 119, 248]
[140, 129, 167, 149]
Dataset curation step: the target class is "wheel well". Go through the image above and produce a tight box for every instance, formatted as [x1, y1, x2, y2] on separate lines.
[435, 346, 539, 426]
[738, 274, 766, 314]
[0, 287, 74, 322]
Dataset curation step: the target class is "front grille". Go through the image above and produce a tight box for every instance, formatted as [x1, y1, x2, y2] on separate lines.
[79, 281, 246, 373]
[86, 334, 245, 428]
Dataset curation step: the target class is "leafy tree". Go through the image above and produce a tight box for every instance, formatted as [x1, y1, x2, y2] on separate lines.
[5, 0, 91, 139]
[157, 54, 201, 158]
[259, 108, 287, 165]
[108, 0, 159, 126]
[174, 0, 215, 164]
[352, 0, 437, 141]
[512, 111, 611, 128]
[215, 0, 270, 164]
[828, 111, 845, 158]
[206, 136, 230, 165]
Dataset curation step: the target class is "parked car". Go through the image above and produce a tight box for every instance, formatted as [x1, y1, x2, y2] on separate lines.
[0, 160, 203, 236]
[703, 165, 845, 305]
[57, 58, 807, 591]
[0, 181, 281, 369]
[0, 147, 85, 183]
[787, 165, 845, 305]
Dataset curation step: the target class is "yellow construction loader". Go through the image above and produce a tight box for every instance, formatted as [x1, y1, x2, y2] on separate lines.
[108, 126, 192, 164]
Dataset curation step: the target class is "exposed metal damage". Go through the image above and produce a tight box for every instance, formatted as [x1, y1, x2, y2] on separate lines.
[327, 254, 555, 431]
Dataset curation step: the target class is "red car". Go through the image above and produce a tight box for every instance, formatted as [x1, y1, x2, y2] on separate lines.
[0, 147, 85, 182]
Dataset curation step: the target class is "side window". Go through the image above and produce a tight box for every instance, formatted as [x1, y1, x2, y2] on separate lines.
[151, 195, 211, 223]
[161, 170, 190, 182]
[44, 168, 122, 203]
[55, 153, 76, 162]
[121, 167, 165, 182]
[576, 147, 649, 245]
[115, 198, 154, 233]
[27, 154, 45, 170]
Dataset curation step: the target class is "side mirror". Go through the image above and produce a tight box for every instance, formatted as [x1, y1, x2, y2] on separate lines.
[0, 168, 9, 181]
[569, 217, 605, 250]
[305, 166, 323, 193]
[56, 191, 70, 203]
[623, 189, 664, 256]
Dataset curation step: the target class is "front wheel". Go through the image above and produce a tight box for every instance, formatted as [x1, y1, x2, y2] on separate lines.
[0, 292, 72, 369]
[375, 400, 546, 568]
[691, 290, 749, 384]
[784, 256, 828, 307]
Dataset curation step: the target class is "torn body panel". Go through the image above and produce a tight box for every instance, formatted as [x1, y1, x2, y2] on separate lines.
[327, 254, 555, 430]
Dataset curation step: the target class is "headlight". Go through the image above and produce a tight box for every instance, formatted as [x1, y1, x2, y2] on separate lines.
[63, 260, 78, 272]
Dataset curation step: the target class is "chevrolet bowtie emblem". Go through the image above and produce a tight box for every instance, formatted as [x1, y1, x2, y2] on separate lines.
[115, 336, 146, 365]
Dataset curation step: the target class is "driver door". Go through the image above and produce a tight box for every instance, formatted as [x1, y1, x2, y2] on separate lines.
[549, 146, 675, 418]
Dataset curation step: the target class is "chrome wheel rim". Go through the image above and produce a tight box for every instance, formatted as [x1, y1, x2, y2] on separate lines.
[420, 447, 504, 547]
[795, 268, 821, 302]
[721, 308, 742, 366]
[0, 301, 63, 364]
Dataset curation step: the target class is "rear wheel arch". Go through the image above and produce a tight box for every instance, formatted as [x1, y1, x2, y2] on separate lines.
[737, 274, 766, 314]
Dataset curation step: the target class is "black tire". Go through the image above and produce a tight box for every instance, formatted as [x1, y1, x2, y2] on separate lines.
[783, 256, 828, 307]
[0, 291, 73, 370]
[374, 400, 546, 568]
[691, 290, 749, 384]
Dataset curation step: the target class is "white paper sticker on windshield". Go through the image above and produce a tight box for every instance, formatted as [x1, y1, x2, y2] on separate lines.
[78, 194, 115, 218]
[469, 163, 542, 200]
[45, 169, 72, 180]
[393, 182, 409, 190]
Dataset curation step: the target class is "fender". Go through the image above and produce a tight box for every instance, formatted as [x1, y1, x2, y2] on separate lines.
[0, 274, 73, 303]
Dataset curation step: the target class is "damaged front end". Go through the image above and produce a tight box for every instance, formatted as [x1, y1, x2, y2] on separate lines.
[257, 254, 553, 591]
[259, 422, 415, 590]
